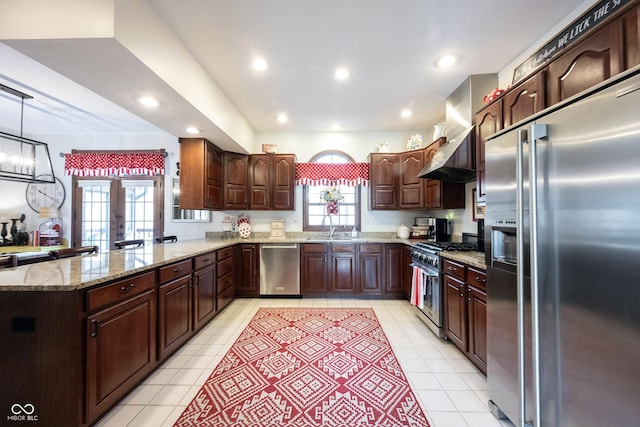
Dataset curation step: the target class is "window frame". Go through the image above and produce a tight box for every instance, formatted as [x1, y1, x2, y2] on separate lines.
[302, 150, 361, 232]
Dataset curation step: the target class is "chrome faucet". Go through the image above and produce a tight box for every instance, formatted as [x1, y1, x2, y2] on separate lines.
[321, 214, 335, 240]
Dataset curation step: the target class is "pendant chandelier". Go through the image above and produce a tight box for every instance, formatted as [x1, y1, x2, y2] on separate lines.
[0, 83, 55, 184]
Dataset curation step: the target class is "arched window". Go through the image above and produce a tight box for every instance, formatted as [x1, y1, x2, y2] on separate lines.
[302, 150, 361, 232]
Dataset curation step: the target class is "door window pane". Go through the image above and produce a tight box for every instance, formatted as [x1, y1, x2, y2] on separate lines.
[122, 180, 155, 245]
[78, 180, 111, 253]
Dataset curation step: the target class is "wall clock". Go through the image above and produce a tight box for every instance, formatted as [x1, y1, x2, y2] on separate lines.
[25, 174, 66, 213]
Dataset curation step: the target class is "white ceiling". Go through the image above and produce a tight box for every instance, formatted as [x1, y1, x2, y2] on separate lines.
[1, 0, 587, 147]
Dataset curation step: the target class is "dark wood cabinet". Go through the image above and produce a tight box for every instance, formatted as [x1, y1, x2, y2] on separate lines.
[178, 138, 223, 210]
[235, 244, 259, 296]
[248, 154, 295, 210]
[330, 243, 357, 293]
[398, 151, 424, 209]
[301, 243, 329, 294]
[443, 259, 467, 351]
[503, 72, 546, 128]
[621, 4, 640, 70]
[466, 267, 487, 374]
[86, 285, 157, 422]
[216, 246, 235, 311]
[358, 243, 383, 295]
[547, 19, 622, 105]
[443, 258, 487, 374]
[369, 153, 398, 210]
[193, 252, 216, 331]
[370, 144, 463, 211]
[475, 100, 503, 204]
[158, 259, 193, 361]
[224, 152, 249, 210]
[384, 243, 405, 295]
[159, 282, 193, 362]
[424, 139, 466, 210]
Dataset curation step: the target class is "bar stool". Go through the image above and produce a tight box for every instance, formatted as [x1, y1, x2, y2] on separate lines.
[114, 239, 145, 249]
[49, 245, 99, 260]
[155, 235, 177, 243]
[0, 254, 18, 268]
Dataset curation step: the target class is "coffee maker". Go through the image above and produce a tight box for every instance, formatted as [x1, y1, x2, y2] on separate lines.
[425, 218, 452, 242]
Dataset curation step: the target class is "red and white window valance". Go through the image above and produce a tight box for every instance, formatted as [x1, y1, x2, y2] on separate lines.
[295, 162, 369, 187]
[64, 152, 165, 176]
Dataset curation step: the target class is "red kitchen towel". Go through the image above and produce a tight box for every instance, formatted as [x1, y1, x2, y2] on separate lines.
[410, 266, 424, 309]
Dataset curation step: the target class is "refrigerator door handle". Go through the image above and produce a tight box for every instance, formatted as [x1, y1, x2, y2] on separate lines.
[515, 127, 528, 427]
[528, 123, 548, 427]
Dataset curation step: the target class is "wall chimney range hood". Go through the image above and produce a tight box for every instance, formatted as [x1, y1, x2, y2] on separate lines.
[419, 74, 497, 183]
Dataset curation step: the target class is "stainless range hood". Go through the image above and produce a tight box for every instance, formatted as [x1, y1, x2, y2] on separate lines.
[419, 74, 497, 183]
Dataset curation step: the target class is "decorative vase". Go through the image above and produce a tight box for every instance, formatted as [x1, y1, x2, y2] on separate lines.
[326, 200, 339, 215]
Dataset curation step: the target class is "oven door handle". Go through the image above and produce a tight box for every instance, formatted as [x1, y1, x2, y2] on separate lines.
[410, 263, 439, 276]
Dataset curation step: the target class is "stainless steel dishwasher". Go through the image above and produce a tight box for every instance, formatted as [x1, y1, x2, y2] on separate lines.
[259, 243, 300, 296]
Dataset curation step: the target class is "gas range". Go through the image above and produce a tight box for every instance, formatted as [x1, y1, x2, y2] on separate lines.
[410, 241, 477, 271]
[415, 241, 478, 252]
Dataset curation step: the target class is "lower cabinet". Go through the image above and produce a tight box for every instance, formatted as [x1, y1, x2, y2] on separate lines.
[466, 267, 487, 373]
[384, 243, 405, 296]
[86, 274, 158, 423]
[301, 243, 330, 294]
[235, 244, 259, 297]
[443, 258, 487, 374]
[330, 243, 358, 293]
[216, 246, 235, 311]
[193, 252, 217, 331]
[300, 242, 407, 297]
[158, 259, 194, 361]
[359, 244, 383, 295]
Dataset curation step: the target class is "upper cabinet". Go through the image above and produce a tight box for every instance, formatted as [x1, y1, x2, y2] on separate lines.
[369, 141, 464, 211]
[248, 154, 296, 210]
[224, 152, 249, 210]
[179, 139, 296, 211]
[475, 101, 502, 204]
[369, 154, 398, 210]
[423, 139, 465, 210]
[179, 138, 223, 210]
[398, 150, 425, 209]
[547, 19, 622, 105]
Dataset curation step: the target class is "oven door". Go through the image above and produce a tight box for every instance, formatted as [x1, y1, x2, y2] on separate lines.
[411, 263, 443, 335]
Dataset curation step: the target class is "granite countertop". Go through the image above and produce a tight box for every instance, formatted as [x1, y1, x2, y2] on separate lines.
[0, 234, 425, 292]
[440, 250, 486, 270]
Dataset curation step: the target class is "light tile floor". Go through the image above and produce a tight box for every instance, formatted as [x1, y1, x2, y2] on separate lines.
[95, 298, 515, 427]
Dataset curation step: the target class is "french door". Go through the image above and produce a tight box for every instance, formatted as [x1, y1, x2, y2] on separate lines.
[71, 176, 164, 252]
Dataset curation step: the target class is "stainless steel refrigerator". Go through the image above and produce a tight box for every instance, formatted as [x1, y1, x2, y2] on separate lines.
[484, 66, 640, 427]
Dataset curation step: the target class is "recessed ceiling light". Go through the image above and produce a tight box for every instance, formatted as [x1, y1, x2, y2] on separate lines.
[435, 54, 461, 69]
[137, 96, 159, 107]
[252, 57, 268, 71]
[277, 113, 288, 123]
[185, 127, 200, 134]
[330, 123, 340, 131]
[401, 109, 412, 118]
[334, 67, 350, 80]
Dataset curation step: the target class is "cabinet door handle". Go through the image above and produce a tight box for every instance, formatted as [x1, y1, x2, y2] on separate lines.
[173, 267, 183, 273]
[474, 276, 485, 283]
[459, 284, 465, 298]
[447, 266, 456, 271]
[90, 319, 98, 338]
[120, 283, 136, 292]
[466, 287, 471, 302]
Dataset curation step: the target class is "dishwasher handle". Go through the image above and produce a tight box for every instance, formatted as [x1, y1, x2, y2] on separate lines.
[261, 245, 298, 249]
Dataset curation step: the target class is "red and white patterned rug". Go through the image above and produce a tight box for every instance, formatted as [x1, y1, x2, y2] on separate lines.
[174, 308, 430, 427]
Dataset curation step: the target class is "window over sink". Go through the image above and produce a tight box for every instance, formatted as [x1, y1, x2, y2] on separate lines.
[302, 150, 361, 232]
